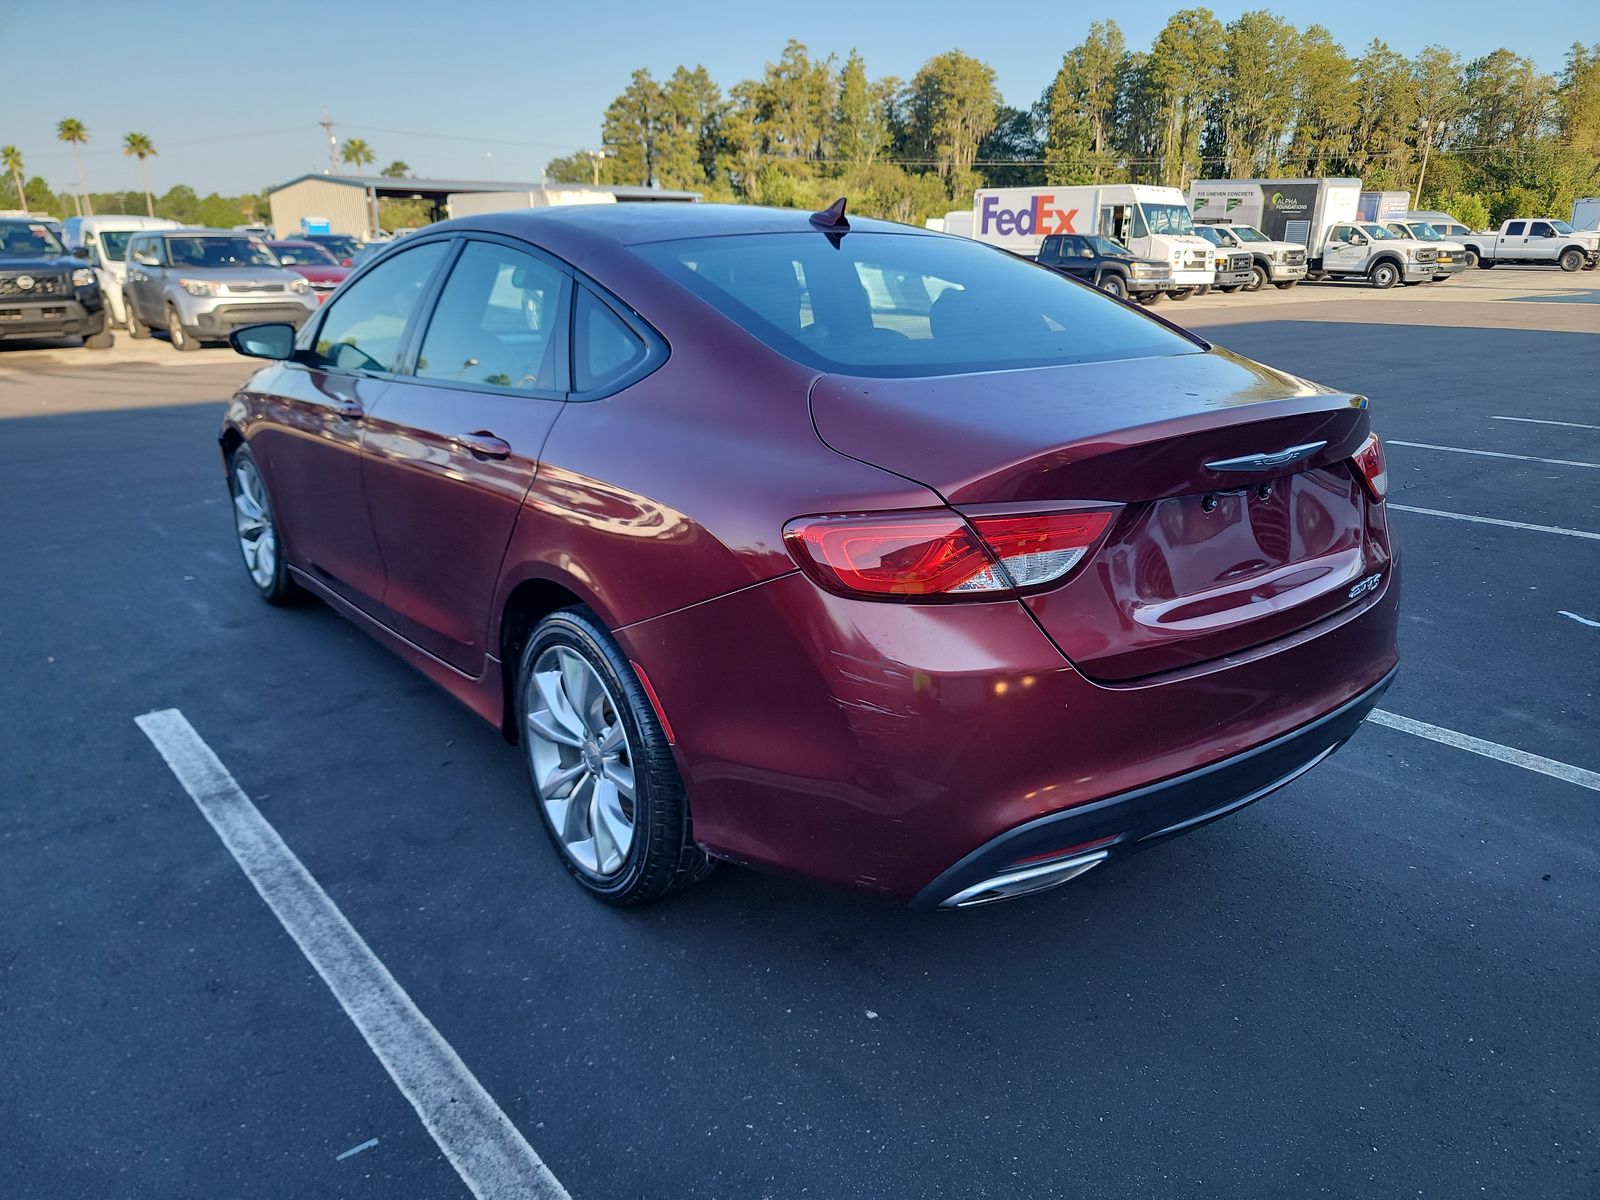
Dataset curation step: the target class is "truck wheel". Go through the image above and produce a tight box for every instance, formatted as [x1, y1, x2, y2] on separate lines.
[1193, 284, 1211, 296]
[1478, 259, 1494, 270]
[125, 302, 150, 339]
[84, 330, 114, 350]
[1216, 284, 1241, 293]
[1462, 250, 1479, 268]
[1098, 274, 1128, 300]
[1584, 257, 1598, 270]
[1558, 248, 1585, 273]
[1368, 261, 1400, 289]
[1168, 288, 1193, 301]
[1244, 264, 1268, 292]
[1138, 292, 1163, 305]
[167, 306, 200, 352]
[1274, 280, 1297, 290]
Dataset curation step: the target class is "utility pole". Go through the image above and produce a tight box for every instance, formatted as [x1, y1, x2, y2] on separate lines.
[588, 148, 608, 186]
[321, 108, 338, 175]
[1413, 117, 1432, 210]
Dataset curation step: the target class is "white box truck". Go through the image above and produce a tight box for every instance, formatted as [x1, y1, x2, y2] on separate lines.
[970, 185, 1217, 295]
[1188, 179, 1440, 287]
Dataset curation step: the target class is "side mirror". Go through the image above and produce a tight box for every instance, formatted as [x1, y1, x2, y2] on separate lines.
[71, 245, 91, 259]
[230, 323, 297, 361]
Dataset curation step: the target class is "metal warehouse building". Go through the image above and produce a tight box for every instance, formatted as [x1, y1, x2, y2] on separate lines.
[266, 174, 699, 238]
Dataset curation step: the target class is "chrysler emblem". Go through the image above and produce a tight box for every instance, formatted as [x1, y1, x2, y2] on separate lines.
[15, 275, 34, 290]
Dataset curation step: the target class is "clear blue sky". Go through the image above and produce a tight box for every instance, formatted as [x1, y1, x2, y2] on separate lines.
[2, 0, 1593, 197]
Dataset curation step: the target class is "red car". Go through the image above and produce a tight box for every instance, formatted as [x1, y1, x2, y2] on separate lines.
[266, 240, 350, 304]
[220, 203, 1398, 909]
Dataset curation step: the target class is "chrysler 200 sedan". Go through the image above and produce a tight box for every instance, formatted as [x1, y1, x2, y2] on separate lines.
[219, 202, 1399, 909]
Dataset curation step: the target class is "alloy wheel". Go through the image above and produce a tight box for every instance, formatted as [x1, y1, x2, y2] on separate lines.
[232, 457, 278, 590]
[525, 645, 637, 879]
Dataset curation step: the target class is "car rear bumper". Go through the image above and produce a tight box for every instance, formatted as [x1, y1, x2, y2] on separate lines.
[619, 549, 1401, 902]
[0, 297, 105, 340]
[909, 665, 1395, 908]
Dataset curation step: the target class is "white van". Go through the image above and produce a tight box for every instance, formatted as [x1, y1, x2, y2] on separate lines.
[69, 215, 181, 327]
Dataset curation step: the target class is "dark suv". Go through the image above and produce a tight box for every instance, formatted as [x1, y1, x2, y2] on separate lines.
[1034, 233, 1171, 303]
[0, 219, 111, 348]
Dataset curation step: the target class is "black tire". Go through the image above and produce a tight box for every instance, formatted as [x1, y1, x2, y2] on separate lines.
[167, 305, 200, 352]
[1462, 250, 1479, 269]
[1429, 275, 1449, 283]
[1559, 248, 1584, 273]
[1138, 291, 1163, 305]
[227, 445, 308, 606]
[1584, 258, 1599, 271]
[517, 609, 713, 905]
[1168, 287, 1193, 301]
[84, 329, 113, 349]
[1274, 280, 1297, 290]
[1216, 284, 1241, 293]
[1193, 284, 1211, 297]
[125, 299, 150, 339]
[1368, 260, 1400, 289]
[1478, 259, 1495, 270]
[1098, 273, 1128, 299]
[1244, 263, 1268, 292]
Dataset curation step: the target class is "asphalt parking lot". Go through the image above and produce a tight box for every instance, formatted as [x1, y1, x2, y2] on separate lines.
[1, 267, 1596, 1199]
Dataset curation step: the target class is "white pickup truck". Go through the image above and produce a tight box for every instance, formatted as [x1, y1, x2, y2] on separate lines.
[1308, 221, 1441, 288]
[1462, 220, 1599, 272]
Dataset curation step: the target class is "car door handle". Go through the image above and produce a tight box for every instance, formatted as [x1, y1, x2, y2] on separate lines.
[459, 431, 511, 460]
[332, 399, 364, 421]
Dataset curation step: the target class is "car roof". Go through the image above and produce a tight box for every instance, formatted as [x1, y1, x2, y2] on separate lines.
[433, 202, 928, 249]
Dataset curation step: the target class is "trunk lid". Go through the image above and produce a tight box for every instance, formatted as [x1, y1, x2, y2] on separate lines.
[810, 348, 1389, 681]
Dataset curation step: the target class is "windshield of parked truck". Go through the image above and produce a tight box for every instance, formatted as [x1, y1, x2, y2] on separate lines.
[1360, 224, 1399, 240]
[1397, 223, 1442, 241]
[1230, 226, 1270, 243]
[95, 231, 138, 262]
[1194, 227, 1224, 247]
[0, 220, 64, 257]
[1139, 203, 1196, 236]
[1551, 220, 1576, 234]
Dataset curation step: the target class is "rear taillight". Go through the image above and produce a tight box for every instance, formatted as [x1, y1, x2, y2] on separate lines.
[1352, 432, 1388, 501]
[784, 508, 1115, 601]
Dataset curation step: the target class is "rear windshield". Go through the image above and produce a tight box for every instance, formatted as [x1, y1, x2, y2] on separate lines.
[633, 232, 1199, 378]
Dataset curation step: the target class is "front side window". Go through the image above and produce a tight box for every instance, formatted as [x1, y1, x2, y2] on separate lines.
[1529, 222, 1554, 237]
[416, 240, 570, 392]
[1086, 236, 1132, 258]
[311, 240, 448, 373]
[634, 231, 1199, 379]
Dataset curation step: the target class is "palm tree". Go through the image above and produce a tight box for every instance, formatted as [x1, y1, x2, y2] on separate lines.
[57, 118, 92, 216]
[1, 145, 24, 209]
[123, 132, 157, 216]
[340, 138, 375, 172]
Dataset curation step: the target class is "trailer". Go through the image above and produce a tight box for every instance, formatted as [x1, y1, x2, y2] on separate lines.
[969, 185, 1216, 293]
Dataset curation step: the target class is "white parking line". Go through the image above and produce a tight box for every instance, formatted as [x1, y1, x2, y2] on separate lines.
[1559, 611, 1600, 629]
[1388, 504, 1600, 541]
[134, 709, 569, 1200]
[1387, 440, 1600, 469]
[1492, 415, 1600, 432]
[1368, 709, 1600, 792]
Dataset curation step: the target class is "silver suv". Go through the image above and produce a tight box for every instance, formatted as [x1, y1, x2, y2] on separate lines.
[122, 229, 317, 351]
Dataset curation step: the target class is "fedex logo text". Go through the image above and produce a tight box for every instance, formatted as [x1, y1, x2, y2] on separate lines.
[978, 193, 1079, 238]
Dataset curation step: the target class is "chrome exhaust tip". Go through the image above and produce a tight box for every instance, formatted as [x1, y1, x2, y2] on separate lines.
[939, 849, 1111, 909]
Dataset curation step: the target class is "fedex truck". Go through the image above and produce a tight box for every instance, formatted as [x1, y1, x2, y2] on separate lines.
[970, 185, 1217, 292]
[1357, 191, 1411, 222]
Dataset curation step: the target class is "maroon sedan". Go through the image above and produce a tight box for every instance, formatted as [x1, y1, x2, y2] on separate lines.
[266, 239, 350, 304]
[220, 203, 1398, 908]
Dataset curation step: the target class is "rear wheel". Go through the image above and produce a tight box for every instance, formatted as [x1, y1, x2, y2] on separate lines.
[1168, 287, 1193, 301]
[518, 609, 713, 905]
[1193, 284, 1211, 297]
[125, 300, 150, 339]
[1274, 280, 1297, 290]
[1478, 258, 1495, 269]
[167, 306, 200, 352]
[1559, 248, 1585, 272]
[1097, 273, 1128, 300]
[1368, 260, 1400, 289]
[1138, 291, 1163, 305]
[1244, 264, 1268, 292]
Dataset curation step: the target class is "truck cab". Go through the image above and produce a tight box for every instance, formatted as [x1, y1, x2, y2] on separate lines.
[1194, 223, 1307, 290]
[1315, 222, 1438, 288]
[1383, 220, 1466, 280]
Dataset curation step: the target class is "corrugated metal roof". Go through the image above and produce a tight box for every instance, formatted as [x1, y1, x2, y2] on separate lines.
[267, 173, 699, 199]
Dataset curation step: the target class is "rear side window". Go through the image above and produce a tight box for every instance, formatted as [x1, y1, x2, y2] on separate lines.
[311, 241, 447, 373]
[416, 240, 570, 393]
[633, 232, 1198, 378]
[574, 287, 646, 392]
[1506, 222, 1526, 236]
